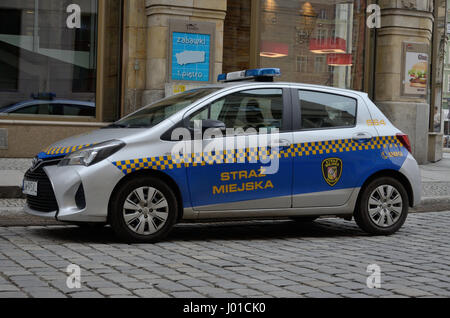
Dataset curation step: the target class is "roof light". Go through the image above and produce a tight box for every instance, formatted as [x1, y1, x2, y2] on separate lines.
[217, 68, 281, 82]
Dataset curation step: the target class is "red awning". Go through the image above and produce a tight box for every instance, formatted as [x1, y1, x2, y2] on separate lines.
[260, 41, 289, 58]
[327, 53, 353, 66]
[309, 37, 346, 54]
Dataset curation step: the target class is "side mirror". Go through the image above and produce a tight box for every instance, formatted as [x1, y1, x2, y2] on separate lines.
[189, 119, 226, 131]
[201, 119, 226, 131]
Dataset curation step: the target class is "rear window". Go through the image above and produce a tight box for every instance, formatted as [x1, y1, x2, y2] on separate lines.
[298, 90, 357, 129]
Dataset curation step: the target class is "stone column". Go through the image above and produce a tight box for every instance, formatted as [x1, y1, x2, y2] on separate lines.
[143, 0, 227, 105]
[374, 0, 434, 164]
[123, 0, 147, 115]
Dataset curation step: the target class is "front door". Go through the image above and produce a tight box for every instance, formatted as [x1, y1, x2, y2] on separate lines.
[185, 87, 293, 211]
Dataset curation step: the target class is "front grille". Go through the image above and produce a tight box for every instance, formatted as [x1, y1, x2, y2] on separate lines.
[25, 159, 61, 213]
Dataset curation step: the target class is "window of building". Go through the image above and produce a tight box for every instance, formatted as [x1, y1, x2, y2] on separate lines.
[298, 90, 357, 129]
[448, 75, 450, 93]
[0, 0, 121, 121]
[314, 56, 327, 73]
[296, 56, 308, 73]
[222, 0, 252, 74]
[257, 0, 367, 91]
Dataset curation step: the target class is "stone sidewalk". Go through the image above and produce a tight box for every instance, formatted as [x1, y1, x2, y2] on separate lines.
[0, 212, 449, 298]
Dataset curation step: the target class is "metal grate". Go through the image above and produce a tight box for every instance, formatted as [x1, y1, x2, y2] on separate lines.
[24, 159, 62, 213]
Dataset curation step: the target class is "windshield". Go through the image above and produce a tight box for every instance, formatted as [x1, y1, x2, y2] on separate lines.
[110, 88, 220, 128]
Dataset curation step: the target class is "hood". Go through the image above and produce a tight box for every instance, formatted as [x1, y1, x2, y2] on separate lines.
[37, 128, 146, 159]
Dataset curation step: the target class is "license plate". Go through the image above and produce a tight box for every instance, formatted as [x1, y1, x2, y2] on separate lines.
[23, 180, 38, 196]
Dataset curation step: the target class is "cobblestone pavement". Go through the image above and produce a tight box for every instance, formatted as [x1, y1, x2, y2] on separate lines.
[0, 211, 449, 298]
[0, 159, 32, 172]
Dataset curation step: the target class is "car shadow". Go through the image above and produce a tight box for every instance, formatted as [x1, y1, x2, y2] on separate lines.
[28, 218, 368, 244]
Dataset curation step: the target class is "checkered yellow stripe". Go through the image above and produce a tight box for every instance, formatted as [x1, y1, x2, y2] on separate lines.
[44, 144, 94, 156]
[113, 136, 402, 175]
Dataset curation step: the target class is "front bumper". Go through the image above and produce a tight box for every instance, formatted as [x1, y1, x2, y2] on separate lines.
[24, 159, 124, 223]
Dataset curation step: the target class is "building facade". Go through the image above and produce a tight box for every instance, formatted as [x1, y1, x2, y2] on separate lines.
[0, 0, 447, 163]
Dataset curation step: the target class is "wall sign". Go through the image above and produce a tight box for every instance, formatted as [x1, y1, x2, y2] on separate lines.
[169, 20, 215, 83]
[401, 42, 430, 97]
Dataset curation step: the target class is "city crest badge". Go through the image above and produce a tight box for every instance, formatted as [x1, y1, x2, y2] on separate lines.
[322, 158, 343, 187]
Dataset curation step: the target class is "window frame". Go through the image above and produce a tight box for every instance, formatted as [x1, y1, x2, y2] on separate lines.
[0, 0, 123, 124]
[291, 88, 359, 132]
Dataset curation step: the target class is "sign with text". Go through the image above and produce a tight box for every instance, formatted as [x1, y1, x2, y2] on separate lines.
[169, 20, 215, 83]
[171, 32, 211, 82]
[401, 42, 429, 97]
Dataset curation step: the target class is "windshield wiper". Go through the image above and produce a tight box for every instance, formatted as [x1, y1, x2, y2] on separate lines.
[127, 125, 152, 128]
[105, 123, 129, 129]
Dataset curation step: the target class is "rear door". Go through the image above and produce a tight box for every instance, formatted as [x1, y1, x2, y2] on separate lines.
[290, 88, 379, 208]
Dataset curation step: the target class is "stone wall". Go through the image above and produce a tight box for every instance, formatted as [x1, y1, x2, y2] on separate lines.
[123, 0, 148, 115]
[374, 0, 435, 164]
[138, 0, 227, 107]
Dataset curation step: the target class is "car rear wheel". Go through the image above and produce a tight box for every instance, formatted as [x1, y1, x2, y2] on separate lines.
[109, 176, 178, 243]
[355, 177, 408, 235]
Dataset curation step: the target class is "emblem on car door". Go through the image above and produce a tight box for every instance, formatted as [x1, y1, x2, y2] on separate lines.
[322, 158, 343, 187]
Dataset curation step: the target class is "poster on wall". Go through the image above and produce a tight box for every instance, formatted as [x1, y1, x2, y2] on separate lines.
[171, 32, 211, 82]
[169, 20, 215, 83]
[401, 42, 429, 97]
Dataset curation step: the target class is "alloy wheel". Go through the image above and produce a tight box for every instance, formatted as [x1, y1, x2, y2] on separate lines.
[367, 185, 403, 228]
[122, 187, 169, 235]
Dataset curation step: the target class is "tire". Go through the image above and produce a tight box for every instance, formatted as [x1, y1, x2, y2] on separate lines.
[109, 176, 178, 243]
[290, 216, 319, 223]
[355, 177, 408, 235]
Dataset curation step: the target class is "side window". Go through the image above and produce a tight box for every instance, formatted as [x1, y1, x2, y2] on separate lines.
[13, 104, 49, 115]
[299, 90, 357, 129]
[189, 88, 284, 131]
[189, 107, 209, 124]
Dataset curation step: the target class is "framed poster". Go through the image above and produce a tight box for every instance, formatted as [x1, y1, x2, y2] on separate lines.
[401, 42, 430, 97]
[168, 20, 215, 83]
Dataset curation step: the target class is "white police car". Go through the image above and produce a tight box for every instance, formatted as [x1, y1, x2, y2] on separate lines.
[23, 68, 421, 242]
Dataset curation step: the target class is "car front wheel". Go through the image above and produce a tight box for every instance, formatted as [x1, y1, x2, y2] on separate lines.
[109, 176, 178, 243]
[355, 177, 409, 235]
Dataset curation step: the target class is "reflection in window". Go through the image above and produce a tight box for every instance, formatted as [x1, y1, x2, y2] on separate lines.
[223, 0, 252, 74]
[314, 56, 326, 73]
[259, 0, 366, 91]
[190, 89, 284, 131]
[0, 0, 99, 117]
[296, 56, 307, 73]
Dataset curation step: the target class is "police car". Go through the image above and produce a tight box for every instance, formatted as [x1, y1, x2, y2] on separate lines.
[23, 68, 422, 242]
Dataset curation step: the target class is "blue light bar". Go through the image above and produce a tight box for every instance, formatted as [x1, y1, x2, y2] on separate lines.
[217, 68, 281, 82]
[217, 74, 227, 81]
[245, 68, 281, 78]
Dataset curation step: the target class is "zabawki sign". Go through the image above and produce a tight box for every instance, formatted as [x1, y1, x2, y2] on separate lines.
[169, 20, 215, 83]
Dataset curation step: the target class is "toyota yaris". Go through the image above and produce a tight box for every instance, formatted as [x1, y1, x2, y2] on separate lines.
[23, 69, 422, 242]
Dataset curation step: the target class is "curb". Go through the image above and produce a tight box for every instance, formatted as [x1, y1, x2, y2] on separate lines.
[411, 196, 450, 213]
[0, 186, 25, 199]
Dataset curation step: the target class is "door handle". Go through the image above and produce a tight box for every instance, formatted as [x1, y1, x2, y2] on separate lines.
[352, 132, 373, 143]
[269, 139, 291, 149]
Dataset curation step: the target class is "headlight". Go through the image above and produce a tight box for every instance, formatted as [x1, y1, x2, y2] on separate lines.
[59, 140, 126, 167]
